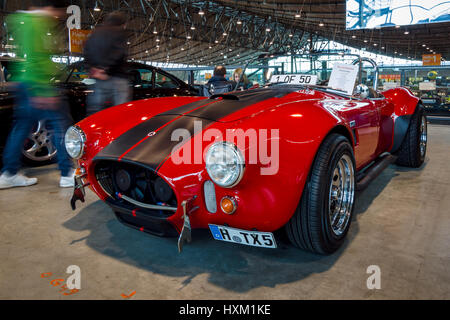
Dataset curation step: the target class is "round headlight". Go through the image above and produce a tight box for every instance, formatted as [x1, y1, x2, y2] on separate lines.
[65, 126, 85, 159]
[205, 142, 245, 188]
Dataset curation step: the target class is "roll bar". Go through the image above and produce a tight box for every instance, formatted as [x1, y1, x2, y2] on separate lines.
[351, 57, 379, 91]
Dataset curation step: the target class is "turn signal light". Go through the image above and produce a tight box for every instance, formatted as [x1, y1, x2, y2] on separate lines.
[220, 196, 237, 215]
[75, 167, 86, 176]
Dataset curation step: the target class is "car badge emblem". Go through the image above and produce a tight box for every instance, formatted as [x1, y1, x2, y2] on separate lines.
[148, 131, 156, 137]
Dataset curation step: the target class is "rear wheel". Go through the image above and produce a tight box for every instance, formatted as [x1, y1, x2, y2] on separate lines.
[285, 134, 356, 254]
[395, 105, 427, 168]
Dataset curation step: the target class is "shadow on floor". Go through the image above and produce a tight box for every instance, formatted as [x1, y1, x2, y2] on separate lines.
[62, 164, 403, 293]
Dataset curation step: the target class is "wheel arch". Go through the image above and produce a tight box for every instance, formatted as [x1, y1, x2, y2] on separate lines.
[382, 87, 422, 153]
[326, 124, 355, 148]
[391, 101, 423, 153]
[301, 124, 355, 191]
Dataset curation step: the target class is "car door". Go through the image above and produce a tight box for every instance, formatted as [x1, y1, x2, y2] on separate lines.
[129, 67, 154, 100]
[152, 70, 186, 97]
[372, 94, 395, 155]
[340, 98, 380, 169]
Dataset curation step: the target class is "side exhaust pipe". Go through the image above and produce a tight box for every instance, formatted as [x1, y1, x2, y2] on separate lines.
[356, 154, 397, 191]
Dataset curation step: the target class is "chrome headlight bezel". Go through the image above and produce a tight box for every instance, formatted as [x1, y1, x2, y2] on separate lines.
[205, 141, 245, 188]
[65, 125, 86, 159]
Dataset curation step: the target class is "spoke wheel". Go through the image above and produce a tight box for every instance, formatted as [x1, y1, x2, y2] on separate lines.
[328, 154, 355, 236]
[419, 115, 427, 158]
[22, 120, 57, 163]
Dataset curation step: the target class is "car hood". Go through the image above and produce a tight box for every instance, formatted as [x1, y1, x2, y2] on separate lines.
[90, 87, 336, 171]
[159, 87, 299, 122]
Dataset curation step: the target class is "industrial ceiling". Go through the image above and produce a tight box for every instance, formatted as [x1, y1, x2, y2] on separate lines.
[1, 0, 449, 65]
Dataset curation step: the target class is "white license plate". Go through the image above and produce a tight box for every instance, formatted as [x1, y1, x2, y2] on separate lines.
[208, 224, 277, 248]
[269, 74, 318, 85]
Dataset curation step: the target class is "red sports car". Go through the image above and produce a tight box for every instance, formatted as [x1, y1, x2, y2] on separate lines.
[66, 58, 427, 254]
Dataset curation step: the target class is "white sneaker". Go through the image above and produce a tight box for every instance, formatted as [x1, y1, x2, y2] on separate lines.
[59, 170, 75, 188]
[0, 172, 38, 189]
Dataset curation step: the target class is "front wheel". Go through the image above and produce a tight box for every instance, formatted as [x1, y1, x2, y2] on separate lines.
[285, 134, 356, 254]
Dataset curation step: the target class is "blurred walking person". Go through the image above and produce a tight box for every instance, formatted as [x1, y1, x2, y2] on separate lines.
[84, 11, 131, 116]
[0, 1, 74, 189]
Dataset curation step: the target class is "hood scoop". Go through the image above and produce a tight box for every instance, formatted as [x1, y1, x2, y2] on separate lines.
[210, 93, 239, 100]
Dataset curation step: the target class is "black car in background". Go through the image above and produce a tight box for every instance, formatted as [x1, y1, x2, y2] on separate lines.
[0, 57, 17, 166]
[419, 92, 450, 117]
[0, 60, 200, 165]
[58, 62, 200, 122]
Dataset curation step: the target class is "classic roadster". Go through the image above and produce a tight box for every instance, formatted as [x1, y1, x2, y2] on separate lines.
[66, 57, 427, 254]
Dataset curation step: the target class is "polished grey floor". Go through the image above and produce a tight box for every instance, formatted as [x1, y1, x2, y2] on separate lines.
[0, 124, 449, 299]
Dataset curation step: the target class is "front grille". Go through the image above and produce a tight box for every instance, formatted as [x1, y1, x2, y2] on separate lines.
[95, 160, 177, 217]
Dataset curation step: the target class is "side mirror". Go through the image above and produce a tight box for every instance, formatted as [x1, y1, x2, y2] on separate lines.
[354, 84, 369, 99]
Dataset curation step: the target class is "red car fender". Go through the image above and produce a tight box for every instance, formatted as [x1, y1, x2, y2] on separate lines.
[158, 100, 353, 233]
[382, 87, 420, 117]
[382, 87, 420, 153]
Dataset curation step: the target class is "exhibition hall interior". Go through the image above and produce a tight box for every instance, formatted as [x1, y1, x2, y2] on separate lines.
[0, 0, 449, 301]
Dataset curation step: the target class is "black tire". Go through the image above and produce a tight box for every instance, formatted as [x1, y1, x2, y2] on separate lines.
[395, 105, 427, 168]
[285, 134, 356, 254]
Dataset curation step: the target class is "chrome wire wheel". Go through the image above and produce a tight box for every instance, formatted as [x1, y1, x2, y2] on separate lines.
[419, 115, 427, 158]
[22, 120, 57, 162]
[328, 154, 355, 236]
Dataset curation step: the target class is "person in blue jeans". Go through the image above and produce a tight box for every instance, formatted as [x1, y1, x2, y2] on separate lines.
[0, 2, 73, 189]
[0, 84, 74, 189]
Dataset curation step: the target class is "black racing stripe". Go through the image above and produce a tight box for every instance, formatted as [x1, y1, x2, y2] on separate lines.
[119, 88, 296, 170]
[189, 89, 289, 121]
[93, 99, 216, 162]
[93, 115, 178, 161]
[121, 117, 214, 169]
[159, 97, 212, 115]
[162, 87, 297, 121]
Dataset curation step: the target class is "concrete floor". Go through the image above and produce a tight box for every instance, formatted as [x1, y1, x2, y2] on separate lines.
[0, 124, 449, 300]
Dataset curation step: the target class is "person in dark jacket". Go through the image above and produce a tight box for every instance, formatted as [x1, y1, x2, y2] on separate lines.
[205, 65, 234, 96]
[83, 11, 131, 115]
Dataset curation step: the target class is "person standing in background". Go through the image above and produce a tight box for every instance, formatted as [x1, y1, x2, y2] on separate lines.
[205, 65, 234, 95]
[83, 11, 131, 116]
[232, 68, 252, 90]
[0, 0, 74, 190]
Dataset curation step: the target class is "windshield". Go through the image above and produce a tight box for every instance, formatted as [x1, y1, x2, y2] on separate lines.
[267, 54, 377, 90]
[166, 65, 281, 88]
[50, 64, 90, 84]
